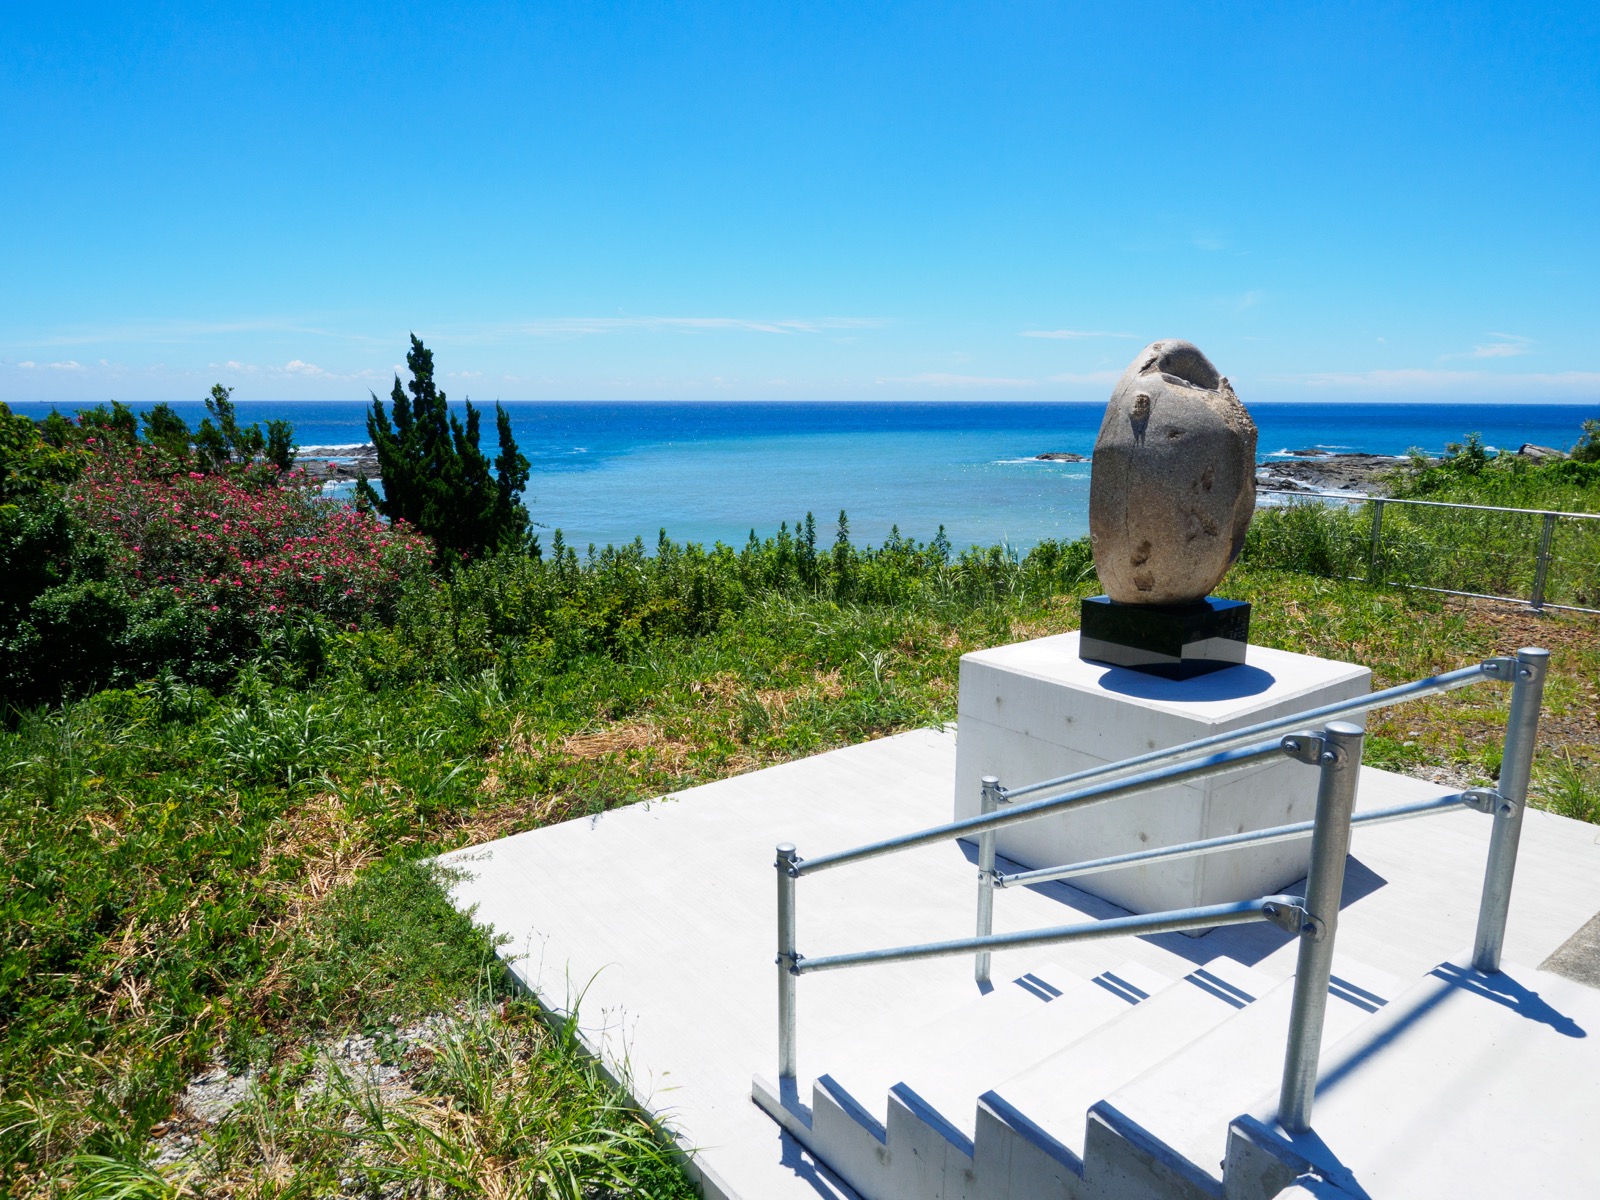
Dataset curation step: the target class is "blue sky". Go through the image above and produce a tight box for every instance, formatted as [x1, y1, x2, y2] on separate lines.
[3, 1, 1597, 405]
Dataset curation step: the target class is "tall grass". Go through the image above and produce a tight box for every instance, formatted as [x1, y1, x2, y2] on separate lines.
[1245, 496, 1600, 608]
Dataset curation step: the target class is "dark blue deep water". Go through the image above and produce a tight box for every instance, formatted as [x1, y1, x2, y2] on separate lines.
[12, 400, 1592, 550]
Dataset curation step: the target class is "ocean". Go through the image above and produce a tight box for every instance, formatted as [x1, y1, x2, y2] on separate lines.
[10, 400, 1593, 551]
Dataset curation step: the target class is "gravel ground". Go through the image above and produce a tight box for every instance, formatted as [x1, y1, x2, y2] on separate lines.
[148, 1009, 473, 1169]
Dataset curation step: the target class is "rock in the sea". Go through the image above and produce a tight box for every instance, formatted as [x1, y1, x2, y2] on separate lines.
[1516, 443, 1567, 462]
[1035, 452, 1086, 462]
[1088, 340, 1257, 604]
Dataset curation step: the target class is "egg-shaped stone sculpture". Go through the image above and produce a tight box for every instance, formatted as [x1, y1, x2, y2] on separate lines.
[1088, 340, 1257, 604]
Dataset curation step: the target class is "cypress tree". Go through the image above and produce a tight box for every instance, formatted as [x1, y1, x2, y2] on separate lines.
[359, 335, 531, 562]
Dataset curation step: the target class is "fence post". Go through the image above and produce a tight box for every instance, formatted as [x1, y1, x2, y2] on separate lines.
[1529, 513, 1558, 611]
[1278, 721, 1365, 1134]
[776, 843, 799, 1081]
[1473, 647, 1549, 973]
[1367, 499, 1386, 583]
[975, 776, 1002, 986]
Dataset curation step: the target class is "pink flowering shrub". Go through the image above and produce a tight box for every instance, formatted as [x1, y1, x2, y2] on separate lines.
[70, 448, 432, 633]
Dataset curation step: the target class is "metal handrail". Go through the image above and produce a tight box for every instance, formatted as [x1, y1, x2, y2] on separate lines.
[1257, 489, 1600, 614]
[793, 659, 1507, 874]
[791, 895, 1307, 975]
[1003, 660, 1493, 801]
[794, 739, 1286, 876]
[769, 647, 1549, 1139]
[993, 790, 1488, 890]
[1258, 488, 1600, 520]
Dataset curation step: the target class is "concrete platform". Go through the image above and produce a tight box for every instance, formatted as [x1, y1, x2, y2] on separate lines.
[954, 634, 1371, 913]
[438, 727, 1600, 1200]
[1228, 956, 1600, 1197]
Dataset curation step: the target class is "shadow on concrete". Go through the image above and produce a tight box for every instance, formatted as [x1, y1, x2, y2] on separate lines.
[1425, 962, 1586, 1037]
[1318, 962, 1587, 1104]
[1276, 1127, 1377, 1199]
[1095, 663, 1278, 701]
[955, 842, 1389, 970]
[1247, 962, 1588, 1197]
[778, 1129, 864, 1199]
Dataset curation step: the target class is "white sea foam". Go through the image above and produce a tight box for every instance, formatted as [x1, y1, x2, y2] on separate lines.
[992, 456, 1087, 465]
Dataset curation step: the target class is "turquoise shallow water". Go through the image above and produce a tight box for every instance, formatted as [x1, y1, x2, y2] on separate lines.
[12, 400, 1593, 550]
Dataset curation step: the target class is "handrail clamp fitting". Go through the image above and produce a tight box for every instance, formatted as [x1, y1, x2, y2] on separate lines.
[1280, 732, 1344, 766]
[1479, 655, 1522, 682]
[1460, 788, 1520, 818]
[1262, 897, 1316, 938]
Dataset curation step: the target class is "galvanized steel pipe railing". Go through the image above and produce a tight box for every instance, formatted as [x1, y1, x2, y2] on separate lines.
[1277, 722, 1365, 1133]
[795, 738, 1286, 879]
[994, 788, 1481, 891]
[973, 775, 1002, 986]
[772, 649, 1549, 1102]
[775, 843, 799, 1081]
[793, 894, 1307, 976]
[792, 659, 1506, 885]
[1473, 647, 1550, 973]
[1001, 660, 1497, 803]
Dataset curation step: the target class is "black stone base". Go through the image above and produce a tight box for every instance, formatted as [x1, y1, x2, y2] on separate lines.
[1079, 596, 1252, 680]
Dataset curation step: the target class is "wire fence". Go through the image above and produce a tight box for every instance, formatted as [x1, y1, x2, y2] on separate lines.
[1251, 490, 1600, 613]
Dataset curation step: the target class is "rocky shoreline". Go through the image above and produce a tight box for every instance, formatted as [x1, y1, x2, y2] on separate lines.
[295, 444, 381, 482]
[1035, 447, 1407, 496]
[1030, 444, 1570, 499]
[1253, 451, 1407, 496]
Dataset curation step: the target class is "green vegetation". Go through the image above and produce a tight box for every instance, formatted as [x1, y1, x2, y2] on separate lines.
[360, 336, 532, 563]
[1244, 434, 1600, 607]
[1569, 418, 1600, 464]
[1, 401, 1596, 1197]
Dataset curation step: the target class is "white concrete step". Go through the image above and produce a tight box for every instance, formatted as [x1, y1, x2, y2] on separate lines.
[802, 958, 1097, 1123]
[1084, 957, 1402, 1199]
[816, 959, 1172, 1135]
[884, 961, 1175, 1142]
[1223, 955, 1600, 1199]
[976, 956, 1278, 1186]
[798, 960, 1173, 1200]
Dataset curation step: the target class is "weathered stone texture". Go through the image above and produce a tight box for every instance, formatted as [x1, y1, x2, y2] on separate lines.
[1089, 340, 1257, 604]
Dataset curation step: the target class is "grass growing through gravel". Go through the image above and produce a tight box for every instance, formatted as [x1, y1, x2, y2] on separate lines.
[3, 528, 1597, 1198]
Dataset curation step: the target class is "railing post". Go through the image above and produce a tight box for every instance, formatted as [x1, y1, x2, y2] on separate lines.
[1529, 513, 1558, 611]
[1473, 647, 1549, 973]
[1367, 498, 1386, 583]
[975, 776, 1002, 986]
[1278, 721, 1365, 1135]
[776, 843, 799, 1081]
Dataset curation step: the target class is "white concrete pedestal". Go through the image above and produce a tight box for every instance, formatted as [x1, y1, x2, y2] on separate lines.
[954, 632, 1371, 915]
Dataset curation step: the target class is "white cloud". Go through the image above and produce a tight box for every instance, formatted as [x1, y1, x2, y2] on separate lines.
[887, 372, 1036, 388]
[19, 361, 36, 369]
[25, 317, 367, 348]
[1020, 329, 1137, 340]
[283, 360, 328, 376]
[1284, 368, 1600, 397]
[1045, 370, 1121, 385]
[453, 315, 890, 341]
[1444, 333, 1533, 360]
[47, 360, 84, 370]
